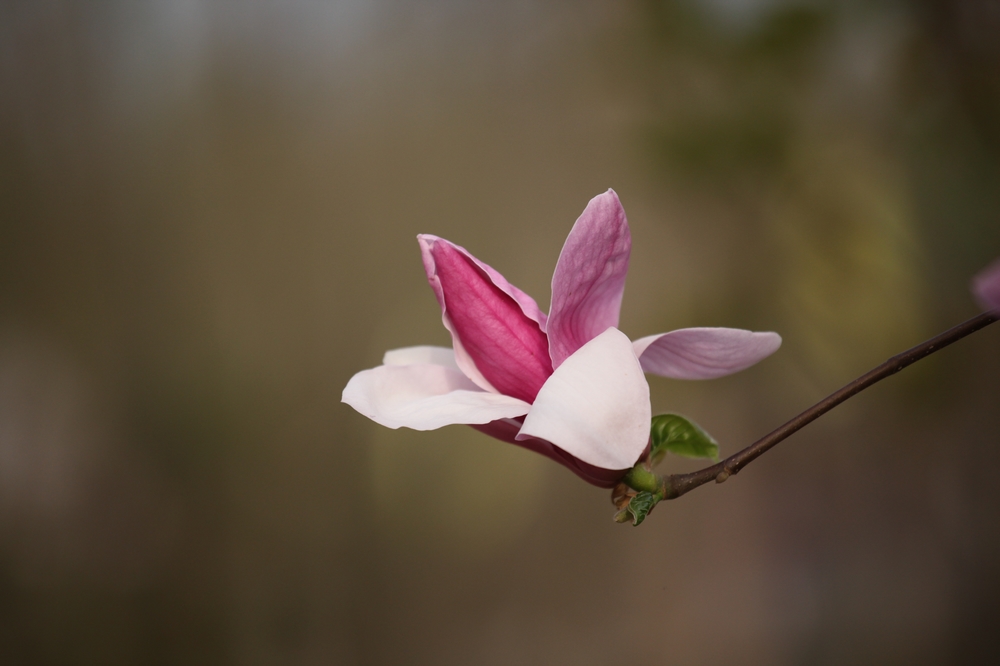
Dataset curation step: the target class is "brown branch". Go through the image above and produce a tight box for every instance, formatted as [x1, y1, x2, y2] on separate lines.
[661, 309, 999, 500]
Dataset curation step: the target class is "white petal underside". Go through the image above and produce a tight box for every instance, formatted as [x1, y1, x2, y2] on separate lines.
[342, 363, 529, 430]
[517, 327, 650, 470]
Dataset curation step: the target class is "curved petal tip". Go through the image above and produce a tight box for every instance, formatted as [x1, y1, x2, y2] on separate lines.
[633, 327, 781, 380]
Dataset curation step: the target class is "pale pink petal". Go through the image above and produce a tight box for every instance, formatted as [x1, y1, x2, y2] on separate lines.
[972, 257, 1000, 310]
[633, 328, 782, 380]
[419, 235, 552, 403]
[517, 327, 650, 470]
[383, 346, 458, 369]
[547, 190, 632, 368]
[342, 363, 530, 430]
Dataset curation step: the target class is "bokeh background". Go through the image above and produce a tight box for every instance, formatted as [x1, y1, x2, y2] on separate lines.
[2, 1, 999, 664]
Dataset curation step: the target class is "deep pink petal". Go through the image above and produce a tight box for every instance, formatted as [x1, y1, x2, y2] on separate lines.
[419, 235, 553, 403]
[547, 190, 631, 368]
[418, 234, 547, 328]
[633, 328, 782, 380]
[471, 418, 636, 488]
[972, 257, 1000, 310]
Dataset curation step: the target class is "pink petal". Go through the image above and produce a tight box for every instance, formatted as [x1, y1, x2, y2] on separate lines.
[633, 328, 782, 380]
[518, 327, 650, 471]
[419, 236, 553, 403]
[547, 190, 631, 368]
[342, 363, 530, 430]
[972, 257, 1000, 310]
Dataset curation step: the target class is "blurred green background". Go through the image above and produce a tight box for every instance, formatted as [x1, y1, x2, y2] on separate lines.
[1, 1, 999, 664]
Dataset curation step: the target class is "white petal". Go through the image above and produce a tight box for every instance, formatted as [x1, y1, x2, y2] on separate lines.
[517, 327, 650, 470]
[342, 363, 529, 430]
[383, 345, 458, 369]
[633, 328, 782, 380]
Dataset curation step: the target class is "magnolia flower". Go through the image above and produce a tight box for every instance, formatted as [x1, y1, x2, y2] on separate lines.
[343, 190, 781, 487]
[973, 257, 1000, 311]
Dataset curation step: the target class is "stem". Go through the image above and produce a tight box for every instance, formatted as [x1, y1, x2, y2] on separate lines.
[661, 310, 999, 500]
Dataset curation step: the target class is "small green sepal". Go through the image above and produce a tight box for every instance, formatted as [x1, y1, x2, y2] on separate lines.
[625, 491, 658, 526]
[649, 413, 719, 464]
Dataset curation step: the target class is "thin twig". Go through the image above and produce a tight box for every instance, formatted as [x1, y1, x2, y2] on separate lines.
[661, 310, 999, 500]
